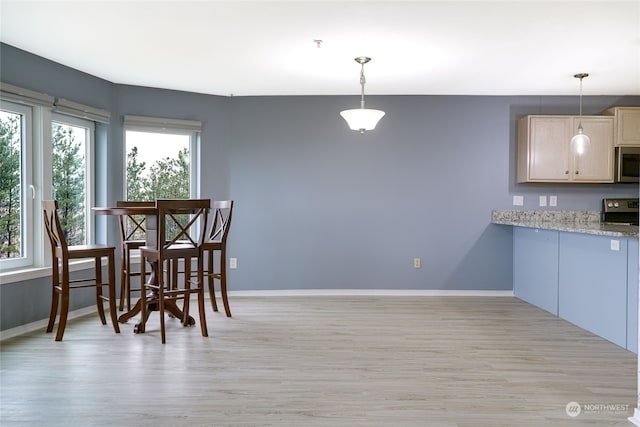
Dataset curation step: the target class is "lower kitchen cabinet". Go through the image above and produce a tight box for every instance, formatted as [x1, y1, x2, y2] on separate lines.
[558, 232, 628, 349]
[628, 239, 639, 353]
[513, 227, 638, 352]
[514, 228, 559, 315]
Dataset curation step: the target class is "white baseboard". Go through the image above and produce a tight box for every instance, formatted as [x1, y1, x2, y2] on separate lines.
[0, 289, 514, 342]
[0, 306, 96, 342]
[229, 289, 515, 297]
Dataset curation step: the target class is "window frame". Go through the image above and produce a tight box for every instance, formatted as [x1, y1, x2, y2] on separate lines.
[0, 100, 34, 270]
[0, 86, 103, 284]
[123, 118, 201, 201]
[50, 113, 96, 246]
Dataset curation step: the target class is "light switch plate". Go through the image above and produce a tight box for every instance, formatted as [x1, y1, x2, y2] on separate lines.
[513, 195, 524, 206]
[549, 195, 558, 207]
[611, 240, 620, 251]
[539, 196, 547, 207]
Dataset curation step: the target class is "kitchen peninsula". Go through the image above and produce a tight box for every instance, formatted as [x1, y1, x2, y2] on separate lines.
[492, 209, 639, 353]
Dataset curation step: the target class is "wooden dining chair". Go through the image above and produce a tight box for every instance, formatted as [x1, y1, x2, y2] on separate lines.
[116, 200, 155, 311]
[202, 200, 234, 317]
[139, 199, 210, 343]
[42, 200, 120, 341]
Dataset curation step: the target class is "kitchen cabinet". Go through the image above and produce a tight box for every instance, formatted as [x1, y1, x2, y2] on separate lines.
[517, 115, 614, 183]
[603, 106, 640, 146]
[628, 239, 639, 353]
[512, 227, 638, 352]
[558, 232, 628, 348]
[513, 228, 558, 315]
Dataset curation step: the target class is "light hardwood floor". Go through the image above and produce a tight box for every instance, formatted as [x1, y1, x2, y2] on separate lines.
[0, 296, 636, 426]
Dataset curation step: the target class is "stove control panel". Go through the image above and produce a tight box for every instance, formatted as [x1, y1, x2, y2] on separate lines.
[602, 198, 639, 213]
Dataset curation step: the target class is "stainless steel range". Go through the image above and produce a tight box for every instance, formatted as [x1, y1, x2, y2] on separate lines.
[602, 198, 639, 225]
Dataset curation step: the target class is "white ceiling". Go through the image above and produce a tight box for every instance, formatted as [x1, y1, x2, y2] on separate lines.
[1, 0, 639, 97]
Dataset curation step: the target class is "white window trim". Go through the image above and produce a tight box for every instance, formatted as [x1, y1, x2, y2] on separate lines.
[123, 115, 201, 200]
[0, 101, 34, 270]
[1, 96, 100, 284]
[50, 113, 96, 245]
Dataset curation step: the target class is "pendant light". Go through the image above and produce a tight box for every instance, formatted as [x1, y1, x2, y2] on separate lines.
[340, 57, 385, 134]
[570, 73, 590, 156]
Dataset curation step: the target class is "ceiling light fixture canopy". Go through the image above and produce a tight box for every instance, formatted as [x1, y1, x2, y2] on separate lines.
[571, 73, 590, 156]
[340, 56, 385, 134]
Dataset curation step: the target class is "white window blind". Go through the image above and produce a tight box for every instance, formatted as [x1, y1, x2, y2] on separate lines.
[53, 98, 110, 123]
[0, 82, 54, 107]
[123, 115, 202, 132]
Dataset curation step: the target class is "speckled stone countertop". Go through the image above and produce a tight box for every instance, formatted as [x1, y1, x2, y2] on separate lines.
[492, 210, 639, 238]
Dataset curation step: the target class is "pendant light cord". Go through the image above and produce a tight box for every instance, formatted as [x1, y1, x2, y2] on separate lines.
[360, 63, 366, 109]
[578, 76, 583, 127]
[575, 73, 588, 130]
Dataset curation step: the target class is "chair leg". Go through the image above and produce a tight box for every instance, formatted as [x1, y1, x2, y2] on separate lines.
[220, 249, 232, 318]
[47, 263, 60, 333]
[107, 253, 120, 334]
[207, 250, 219, 312]
[47, 291, 59, 333]
[94, 258, 107, 325]
[197, 256, 208, 337]
[119, 250, 126, 311]
[182, 257, 191, 326]
[55, 266, 71, 341]
[139, 256, 147, 334]
[159, 259, 166, 344]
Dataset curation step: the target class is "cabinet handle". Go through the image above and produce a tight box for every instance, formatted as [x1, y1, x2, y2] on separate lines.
[575, 171, 579, 175]
[565, 170, 569, 175]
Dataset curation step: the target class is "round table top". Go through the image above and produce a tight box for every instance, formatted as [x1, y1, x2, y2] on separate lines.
[92, 206, 157, 215]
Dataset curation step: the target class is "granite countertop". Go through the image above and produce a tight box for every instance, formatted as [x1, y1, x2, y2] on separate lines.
[492, 210, 639, 238]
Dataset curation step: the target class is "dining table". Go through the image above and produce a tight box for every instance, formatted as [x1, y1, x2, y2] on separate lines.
[92, 205, 196, 332]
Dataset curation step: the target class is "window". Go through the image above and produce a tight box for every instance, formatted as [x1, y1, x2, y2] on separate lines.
[0, 102, 33, 269]
[123, 115, 201, 201]
[0, 83, 107, 278]
[50, 115, 94, 246]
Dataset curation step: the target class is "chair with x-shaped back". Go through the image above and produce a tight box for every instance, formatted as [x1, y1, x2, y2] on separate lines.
[139, 199, 210, 343]
[43, 200, 120, 341]
[202, 200, 234, 317]
[116, 200, 155, 311]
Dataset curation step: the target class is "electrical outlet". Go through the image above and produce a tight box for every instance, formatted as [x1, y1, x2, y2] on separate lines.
[229, 258, 237, 269]
[610, 240, 620, 251]
[549, 195, 558, 207]
[513, 195, 524, 206]
[413, 258, 421, 269]
[539, 195, 547, 207]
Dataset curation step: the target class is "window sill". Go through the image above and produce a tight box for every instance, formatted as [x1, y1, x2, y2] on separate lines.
[0, 259, 96, 285]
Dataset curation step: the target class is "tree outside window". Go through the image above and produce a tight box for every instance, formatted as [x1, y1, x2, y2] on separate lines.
[0, 111, 22, 258]
[125, 131, 190, 201]
[51, 121, 86, 246]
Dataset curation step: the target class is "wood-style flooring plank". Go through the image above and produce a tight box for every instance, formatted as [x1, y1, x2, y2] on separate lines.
[0, 296, 636, 426]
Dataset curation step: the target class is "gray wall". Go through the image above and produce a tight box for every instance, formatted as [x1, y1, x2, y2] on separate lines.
[1, 43, 639, 330]
[228, 95, 639, 291]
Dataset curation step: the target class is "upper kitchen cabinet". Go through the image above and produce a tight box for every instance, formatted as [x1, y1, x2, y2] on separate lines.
[603, 106, 640, 146]
[517, 115, 614, 183]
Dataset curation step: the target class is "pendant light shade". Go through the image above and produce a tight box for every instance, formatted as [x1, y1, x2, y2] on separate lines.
[571, 73, 590, 156]
[340, 57, 385, 134]
[571, 127, 590, 156]
[340, 108, 386, 132]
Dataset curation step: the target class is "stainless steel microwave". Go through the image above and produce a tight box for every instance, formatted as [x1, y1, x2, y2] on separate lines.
[615, 147, 640, 183]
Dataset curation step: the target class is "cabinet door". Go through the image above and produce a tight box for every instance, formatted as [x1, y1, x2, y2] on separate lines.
[558, 232, 628, 348]
[628, 238, 638, 353]
[571, 117, 614, 182]
[528, 117, 571, 181]
[513, 228, 559, 315]
[617, 108, 640, 146]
